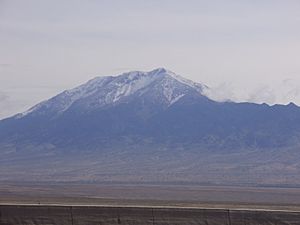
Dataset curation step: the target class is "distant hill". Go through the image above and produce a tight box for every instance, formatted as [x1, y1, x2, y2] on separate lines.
[1, 68, 300, 186]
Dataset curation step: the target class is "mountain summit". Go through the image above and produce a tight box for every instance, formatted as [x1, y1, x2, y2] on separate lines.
[1, 68, 300, 186]
[18, 68, 207, 118]
[2, 68, 300, 149]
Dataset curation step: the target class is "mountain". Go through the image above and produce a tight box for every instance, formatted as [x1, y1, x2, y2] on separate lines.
[1, 68, 300, 186]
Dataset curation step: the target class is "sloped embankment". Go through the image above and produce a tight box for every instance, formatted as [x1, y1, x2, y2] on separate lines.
[1, 205, 300, 225]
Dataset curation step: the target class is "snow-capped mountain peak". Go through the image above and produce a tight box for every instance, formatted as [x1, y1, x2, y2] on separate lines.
[17, 68, 208, 118]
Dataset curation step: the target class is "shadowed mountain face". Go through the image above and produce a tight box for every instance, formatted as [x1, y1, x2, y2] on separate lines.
[1, 68, 300, 185]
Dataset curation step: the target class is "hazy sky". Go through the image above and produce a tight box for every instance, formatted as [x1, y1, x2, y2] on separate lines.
[1, 0, 300, 119]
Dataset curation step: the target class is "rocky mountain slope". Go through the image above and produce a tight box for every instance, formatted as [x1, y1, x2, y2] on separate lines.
[1, 68, 300, 186]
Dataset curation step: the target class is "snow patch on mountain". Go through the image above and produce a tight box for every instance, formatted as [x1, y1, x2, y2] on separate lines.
[17, 101, 46, 118]
[169, 94, 185, 105]
[111, 72, 160, 102]
[157, 68, 207, 93]
[17, 68, 208, 118]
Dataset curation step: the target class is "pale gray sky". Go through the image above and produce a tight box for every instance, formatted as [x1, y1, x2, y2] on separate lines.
[1, 0, 300, 119]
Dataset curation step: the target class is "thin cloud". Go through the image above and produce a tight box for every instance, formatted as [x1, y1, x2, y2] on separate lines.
[0, 91, 9, 102]
[247, 86, 276, 105]
[0, 63, 11, 67]
[203, 82, 237, 103]
[205, 78, 300, 106]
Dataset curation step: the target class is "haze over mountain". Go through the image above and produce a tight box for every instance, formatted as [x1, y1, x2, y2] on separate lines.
[1, 68, 300, 186]
[2, 0, 300, 121]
